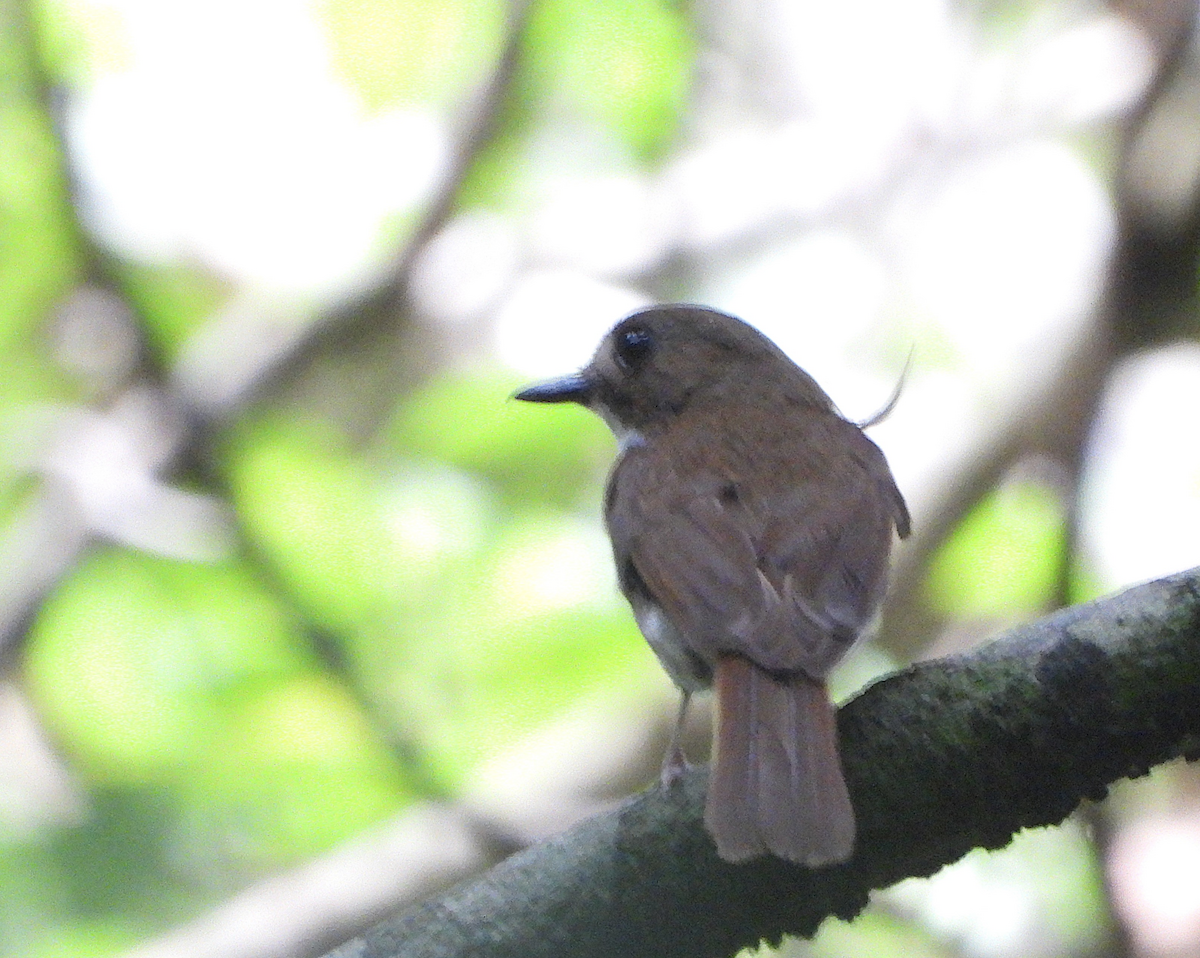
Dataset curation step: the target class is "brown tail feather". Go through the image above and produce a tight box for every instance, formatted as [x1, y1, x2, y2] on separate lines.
[705, 654, 854, 865]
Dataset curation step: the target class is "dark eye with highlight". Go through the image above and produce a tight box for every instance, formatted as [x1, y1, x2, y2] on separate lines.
[614, 324, 654, 371]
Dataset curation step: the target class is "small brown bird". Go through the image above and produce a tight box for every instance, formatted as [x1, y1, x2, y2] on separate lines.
[515, 305, 910, 865]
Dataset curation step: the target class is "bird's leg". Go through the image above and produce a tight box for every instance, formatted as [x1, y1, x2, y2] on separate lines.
[660, 691, 692, 788]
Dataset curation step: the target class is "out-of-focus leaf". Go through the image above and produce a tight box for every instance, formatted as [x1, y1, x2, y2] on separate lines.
[1068, 566, 1107, 605]
[0, 842, 74, 956]
[457, 0, 695, 207]
[926, 477, 1065, 619]
[388, 509, 644, 784]
[35, 789, 188, 924]
[0, 346, 73, 416]
[0, 9, 82, 434]
[455, 129, 526, 211]
[177, 674, 411, 863]
[814, 909, 952, 958]
[0, 102, 77, 341]
[24, 922, 140, 958]
[26, 548, 412, 874]
[519, 0, 694, 160]
[396, 602, 647, 786]
[317, 0, 506, 110]
[0, 20, 81, 342]
[120, 261, 230, 362]
[23, 549, 313, 783]
[30, 0, 132, 87]
[387, 370, 613, 508]
[226, 418, 451, 635]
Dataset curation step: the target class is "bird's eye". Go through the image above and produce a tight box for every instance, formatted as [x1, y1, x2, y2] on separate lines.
[614, 325, 654, 371]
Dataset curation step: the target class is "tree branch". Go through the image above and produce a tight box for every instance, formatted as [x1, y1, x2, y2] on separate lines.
[238, 0, 534, 426]
[324, 567, 1200, 958]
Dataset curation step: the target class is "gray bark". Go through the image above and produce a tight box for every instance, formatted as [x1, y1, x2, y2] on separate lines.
[326, 568, 1200, 958]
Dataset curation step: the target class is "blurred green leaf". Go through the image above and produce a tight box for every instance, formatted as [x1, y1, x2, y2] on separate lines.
[0, 12, 82, 346]
[0, 842, 76, 955]
[225, 410, 633, 790]
[926, 476, 1066, 620]
[178, 674, 411, 863]
[0, 344, 73, 416]
[0, 5, 83, 437]
[1068, 564, 1108, 605]
[0, 102, 79, 340]
[387, 369, 613, 508]
[317, 0, 506, 109]
[458, 0, 695, 207]
[120, 260, 230, 362]
[37, 789, 189, 924]
[519, 0, 694, 160]
[1, 792, 197, 958]
[31, 0, 132, 87]
[24, 922, 139, 958]
[455, 129, 526, 210]
[813, 909, 951, 958]
[226, 418, 441, 635]
[25, 546, 412, 888]
[396, 601, 648, 786]
[24, 549, 314, 783]
[388, 509, 644, 784]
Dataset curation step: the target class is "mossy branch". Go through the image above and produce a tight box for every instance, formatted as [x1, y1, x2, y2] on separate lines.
[326, 568, 1200, 958]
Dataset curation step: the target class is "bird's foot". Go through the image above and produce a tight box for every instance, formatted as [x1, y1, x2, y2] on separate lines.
[660, 745, 690, 788]
[660, 690, 693, 788]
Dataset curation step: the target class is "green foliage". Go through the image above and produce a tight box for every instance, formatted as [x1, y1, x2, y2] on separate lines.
[31, 0, 132, 86]
[927, 477, 1066, 619]
[17, 548, 414, 954]
[458, 0, 695, 208]
[388, 508, 647, 784]
[25, 550, 313, 781]
[0, 101, 79, 344]
[317, 0, 507, 110]
[226, 417, 435, 636]
[1, 790, 190, 958]
[387, 369, 614, 508]
[0, 343, 74, 418]
[226, 392, 640, 789]
[0, 7, 81, 413]
[0, 6, 83, 458]
[813, 909, 950, 958]
[176, 673, 412, 861]
[23, 548, 411, 857]
[17, 918, 142, 958]
[518, 0, 694, 160]
[120, 261, 231, 362]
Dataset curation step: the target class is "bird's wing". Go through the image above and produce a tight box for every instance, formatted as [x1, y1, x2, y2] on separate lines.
[606, 421, 900, 678]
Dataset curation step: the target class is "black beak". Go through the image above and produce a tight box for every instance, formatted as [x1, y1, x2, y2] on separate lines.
[513, 372, 593, 404]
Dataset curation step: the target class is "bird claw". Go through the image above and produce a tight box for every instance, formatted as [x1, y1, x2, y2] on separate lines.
[660, 747, 690, 788]
[660, 690, 693, 788]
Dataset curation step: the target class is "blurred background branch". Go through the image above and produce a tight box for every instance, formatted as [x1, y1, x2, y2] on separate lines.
[209, 0, 536, 427]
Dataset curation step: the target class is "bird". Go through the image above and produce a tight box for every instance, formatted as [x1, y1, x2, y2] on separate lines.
[514, 304, 910, 865]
